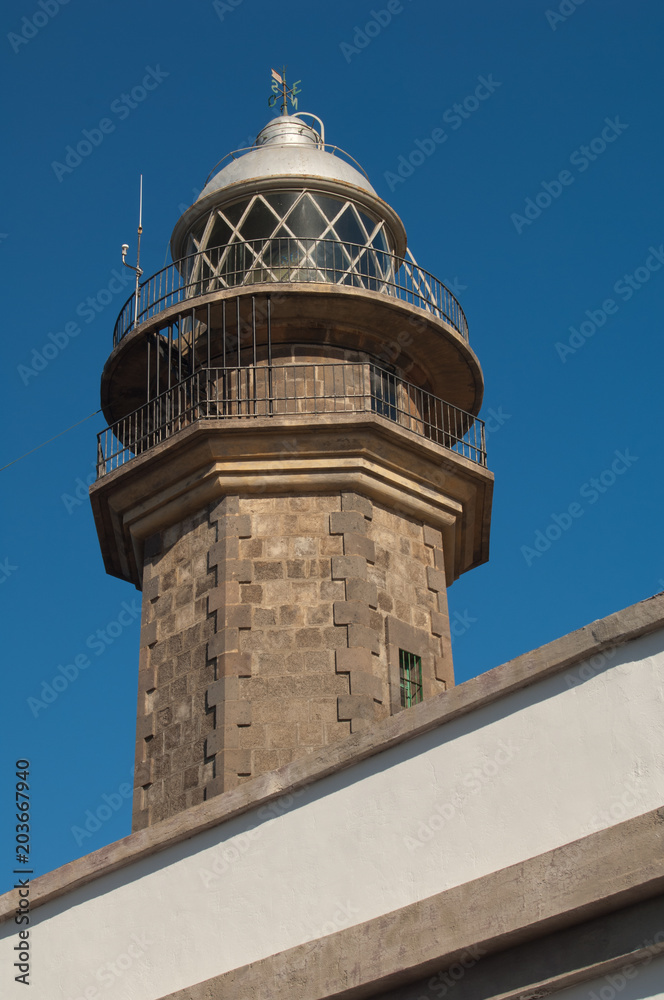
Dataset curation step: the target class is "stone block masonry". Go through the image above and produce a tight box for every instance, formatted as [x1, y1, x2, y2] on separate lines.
[369, 506, 452, 714]
[232, 494, 351, 779]
[331, 494, 386, 734]
[132, 490, 453, 829]
[133, 509, 218, 831]
[205, 496, 254, 797]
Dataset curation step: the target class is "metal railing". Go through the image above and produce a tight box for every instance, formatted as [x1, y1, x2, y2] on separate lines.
[113, 239, 468, 346]
[96, 363, 486, 477]
[204, 141, 372, 184]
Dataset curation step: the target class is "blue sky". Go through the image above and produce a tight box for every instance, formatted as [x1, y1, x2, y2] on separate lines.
[1, 0, 663, 891]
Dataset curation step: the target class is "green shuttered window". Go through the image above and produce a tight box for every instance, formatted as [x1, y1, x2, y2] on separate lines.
[399, 649, 423, 707]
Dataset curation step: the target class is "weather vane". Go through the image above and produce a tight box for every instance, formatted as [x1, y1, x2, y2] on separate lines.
[268, 67, 301, 114]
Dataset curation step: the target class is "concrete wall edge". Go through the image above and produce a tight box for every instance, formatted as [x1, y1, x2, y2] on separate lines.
[1, 590, 662, 923]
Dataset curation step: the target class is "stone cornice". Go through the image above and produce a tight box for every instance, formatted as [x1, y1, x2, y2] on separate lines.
[90, 412, 493, 586]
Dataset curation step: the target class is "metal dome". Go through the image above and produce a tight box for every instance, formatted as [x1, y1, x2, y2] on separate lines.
[197, 114, 377, 201]
[170, 112, 407, 264]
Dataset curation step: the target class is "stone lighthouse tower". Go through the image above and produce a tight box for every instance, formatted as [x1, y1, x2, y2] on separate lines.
[91, 96, 492, 832]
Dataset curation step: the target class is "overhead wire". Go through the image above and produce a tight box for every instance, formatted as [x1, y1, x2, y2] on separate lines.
[0, 409, 102, 472]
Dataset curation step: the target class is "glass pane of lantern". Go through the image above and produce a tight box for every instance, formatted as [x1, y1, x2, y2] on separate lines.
[188, 214, 210, 247]
[310, 193, 346, 226]
[331, 206, 365, 247]
[221, 199, 251, 228]
[282, 194, 328, 238]
[264, 191, 300, 217]
[239, 199, 281, 242]
[371, 227, 389, 253]
[207, 215, 232, 250]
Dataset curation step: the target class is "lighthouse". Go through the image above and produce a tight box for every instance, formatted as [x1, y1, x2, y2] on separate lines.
[3, 80, 663, 1000]
[91, 84, 493, 831]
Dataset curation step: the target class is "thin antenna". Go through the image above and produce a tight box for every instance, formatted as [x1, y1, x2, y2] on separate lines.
[135, 175, 143, 327]
[121, 175, 144, 329]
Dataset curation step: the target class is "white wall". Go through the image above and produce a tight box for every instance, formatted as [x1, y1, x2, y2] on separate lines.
[2, 631, 664, 1000]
